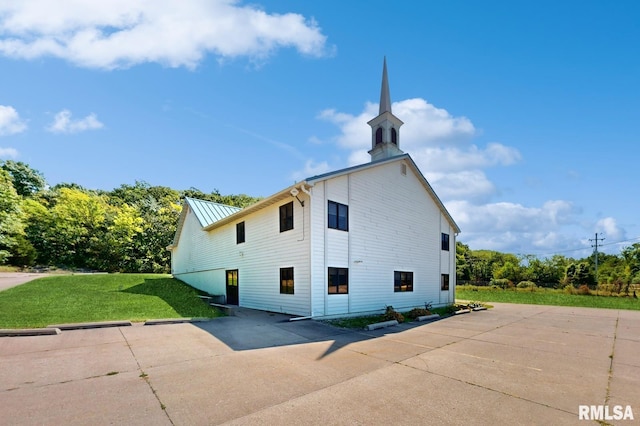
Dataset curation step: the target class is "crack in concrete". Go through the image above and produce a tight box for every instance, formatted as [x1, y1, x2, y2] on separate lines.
[118, 328, 175, 426]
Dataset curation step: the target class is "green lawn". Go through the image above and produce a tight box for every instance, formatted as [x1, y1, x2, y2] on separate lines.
[456, 285, 640, 310]
[0, 274, 223, 328]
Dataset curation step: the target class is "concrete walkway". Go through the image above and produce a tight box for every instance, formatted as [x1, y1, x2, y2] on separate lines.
[0, 272, 48, 292]
[1, 303, 638, 425]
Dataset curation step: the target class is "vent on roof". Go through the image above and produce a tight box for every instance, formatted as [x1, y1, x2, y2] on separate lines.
[401, 163, 407, 176]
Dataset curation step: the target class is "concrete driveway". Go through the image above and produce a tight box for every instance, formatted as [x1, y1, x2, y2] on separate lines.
[1, 303, 638, 425]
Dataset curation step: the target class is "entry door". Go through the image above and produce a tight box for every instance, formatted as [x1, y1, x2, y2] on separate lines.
[226, 270, 239, 305]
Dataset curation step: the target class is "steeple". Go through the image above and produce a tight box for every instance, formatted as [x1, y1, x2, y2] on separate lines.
[379, 57, 392, 115]
[368, 57, 404, 162]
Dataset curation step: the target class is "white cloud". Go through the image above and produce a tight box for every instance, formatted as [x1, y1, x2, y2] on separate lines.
[595, 217, 625, 241]
[0, 0, 330, 69]
[0, 147, 19, 158]
[319, 98, 476, 153]
[446, 199, 589, 253]
[320, 98, 518, 202]
[291, 159, 332, 182]
[47, 109, 104, 134]
[0, 105, 27, 136]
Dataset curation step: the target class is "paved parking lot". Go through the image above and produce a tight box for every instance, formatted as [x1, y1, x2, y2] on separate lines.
[1, 303, 639, 425]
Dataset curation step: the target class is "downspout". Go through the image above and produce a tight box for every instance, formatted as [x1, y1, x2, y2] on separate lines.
[299, 183, 313, 317]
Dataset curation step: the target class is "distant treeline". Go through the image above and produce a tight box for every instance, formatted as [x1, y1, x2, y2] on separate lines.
[457, 242, 640, 293]
[0, 160, 260, 273]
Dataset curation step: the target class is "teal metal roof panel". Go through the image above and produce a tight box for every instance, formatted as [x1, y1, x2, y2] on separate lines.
[185, 197, 242, 227]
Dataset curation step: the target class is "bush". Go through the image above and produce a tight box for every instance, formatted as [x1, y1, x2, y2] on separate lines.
[490, 278, 512, 289]
[516, 281, 537, 289]
[405, 307, 431, 320]
[563, 284, 575, 295]
[383, 306, 404, 323]
[577, 285, 591, 295]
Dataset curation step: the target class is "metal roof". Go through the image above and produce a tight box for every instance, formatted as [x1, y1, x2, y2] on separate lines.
[185, 197, 242, 227]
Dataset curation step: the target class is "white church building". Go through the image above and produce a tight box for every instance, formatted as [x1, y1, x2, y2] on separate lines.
[168, 60, 460, 318]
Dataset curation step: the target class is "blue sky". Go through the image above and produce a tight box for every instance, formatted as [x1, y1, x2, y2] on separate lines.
[1, 0, 638, 258]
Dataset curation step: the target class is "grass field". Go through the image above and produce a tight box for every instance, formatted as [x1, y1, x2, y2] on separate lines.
[456, 285, 640, 310]
[0, 274, 223, 328]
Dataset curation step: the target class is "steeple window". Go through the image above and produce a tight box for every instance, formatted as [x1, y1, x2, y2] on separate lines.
[391, 128, 397, 144]
[375, 127, 383, 145]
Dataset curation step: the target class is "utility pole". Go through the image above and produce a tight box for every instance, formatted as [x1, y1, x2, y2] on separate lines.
[589, 233, 605, 286]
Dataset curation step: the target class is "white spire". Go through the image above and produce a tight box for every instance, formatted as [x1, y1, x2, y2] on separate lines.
[379, 56, 392, 115]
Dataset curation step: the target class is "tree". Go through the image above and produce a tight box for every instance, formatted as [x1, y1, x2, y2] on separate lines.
[621, 243, 640, 284]
[0, 169, 24, 263]
[564, 262, 595, 288]
[1, 160, 46, 197]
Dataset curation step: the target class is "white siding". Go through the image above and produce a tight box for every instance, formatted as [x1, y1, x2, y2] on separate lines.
[309, 159, 455, 317]
[172, 196, 312, 316]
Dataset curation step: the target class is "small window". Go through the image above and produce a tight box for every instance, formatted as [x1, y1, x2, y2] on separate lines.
[441, 233, 450, 251]
[280, 201, 294, 232]
[280, 267, 294, 295]
[328, 267, 348, 294]
[441, 274, 450, 291]
[236, 222, 245, 244]
[391, 127, 397, 144]
[328, 201, 348, 231]
[394, 271, 413, 292]
[375, 127, 383, 145]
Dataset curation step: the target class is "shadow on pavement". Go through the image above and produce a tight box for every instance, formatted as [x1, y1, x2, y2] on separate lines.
[194, 307, 438, 359]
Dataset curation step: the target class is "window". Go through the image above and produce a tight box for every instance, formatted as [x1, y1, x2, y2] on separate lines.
[441, 233, 450, 251]
[391, 127, 397, 144]
[328, 201, 348, 231]
[441, 274, 450, 291]
[280, 267, 294, 295]
[236, 222, 245, 244]
[280, 201, 293, 232]
[394, 271, 413, 292]
[328, 267, 348, 294]
[375, 127, 383, 145]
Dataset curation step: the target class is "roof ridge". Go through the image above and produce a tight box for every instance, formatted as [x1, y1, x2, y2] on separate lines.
[184, 196, 242, 210]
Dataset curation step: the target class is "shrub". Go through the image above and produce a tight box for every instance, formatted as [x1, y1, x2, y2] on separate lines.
[563, 284, 575, 295]
[577, 285, 591, 295]
[516, 281, 537, 289]
[383, 305, 404, 323]
[405, 307, 431, 320]
[490, 278, 512, 289]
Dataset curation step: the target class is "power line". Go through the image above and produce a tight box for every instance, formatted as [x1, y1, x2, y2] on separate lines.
[503, 235, 640, 259]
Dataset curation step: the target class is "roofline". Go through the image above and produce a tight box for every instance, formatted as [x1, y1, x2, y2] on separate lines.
[202, 182, 306, 232]
[306, 154, 410, 183]
[199, 154, 460, 235]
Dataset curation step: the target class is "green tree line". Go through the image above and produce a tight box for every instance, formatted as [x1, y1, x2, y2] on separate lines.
[0, 160, 260, 272]
[457, 241, 640, 294]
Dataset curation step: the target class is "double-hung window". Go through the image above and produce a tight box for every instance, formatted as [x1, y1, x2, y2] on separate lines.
[441, 233, 450, 251]
[236, 222, 245, 244]
[328, 267, 348, 294]
[441, 274, 450, 291]
[280, 202, 294, 232]
[280, 267, 294, 294]
[328, 201, 348, 231]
